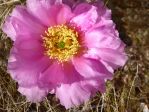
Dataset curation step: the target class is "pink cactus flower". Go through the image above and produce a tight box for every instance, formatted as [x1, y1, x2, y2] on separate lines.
[2, 0, 128, 109]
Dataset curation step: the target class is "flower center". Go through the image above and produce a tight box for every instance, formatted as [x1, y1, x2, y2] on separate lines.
[43, 25, 80, 62]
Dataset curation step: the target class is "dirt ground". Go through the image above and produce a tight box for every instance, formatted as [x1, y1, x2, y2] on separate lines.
[0, 0, 149, 112]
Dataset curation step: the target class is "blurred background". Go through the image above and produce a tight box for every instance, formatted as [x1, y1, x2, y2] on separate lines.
[0, 0, 149, 112]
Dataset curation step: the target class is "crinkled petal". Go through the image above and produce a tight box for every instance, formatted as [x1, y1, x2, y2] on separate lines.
[18, 86, 48, 102]
[84, 48, 128, 67]
[11, 6, 45, 33]
[8, 50, 50, 87]
[84, 23, 121, 49]
[117, 42, 126, 52]
[2, 17, 16, 41]
[56, 83, 90, 109]
[13, 35, 44, 60]
[2, 6, 46, 41]
[97, 48, 128, 66]
[73, 2, 91, 15]
[93, 0, 112, 20]
[71, 3, 98, 31]
[8, 36, 50, 87]
[27, 0, 62, 11]
[72, 57, 112, 80]
[27, 0, 62, 26]
[57, 4, 74, 24]
[39, 62, 83, 88]
[62, 0, 86, 8]
[56, 78, 105, 109]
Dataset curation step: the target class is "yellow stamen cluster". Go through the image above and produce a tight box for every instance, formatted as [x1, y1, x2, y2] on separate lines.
[43, 25, 80, 62]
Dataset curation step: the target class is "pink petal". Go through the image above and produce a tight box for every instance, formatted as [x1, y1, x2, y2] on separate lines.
[2, 6, 46, 41]
[73, 3, 91, 15]
[27, 0, 62, 26]
[62, 0, 86, 8]
[99, 48, 128, 66]
[92, 19, 116, 31]
[72, 57, 112, 80]
[84, 25, 121, 49]
[13, 35, 44, 61]
[57, 4, 74, 24]
[100, 60, 114, 73]
[18, 86, 48, 102]
[8, 36, 50, 87]
[93, 0, 111, 20]
[56, 83, 91, 109]
[84, 48, 128, 67]
[8, 51, 50, 87]
[70, 3, 98, 31]
[39, 62, 83, 88]
[39, 62, 65, 85]
[11, 6, 45, 33]
[56, 78, 106, 109]
[2, 17, 16, 41]
[117, 42, 126, 52]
